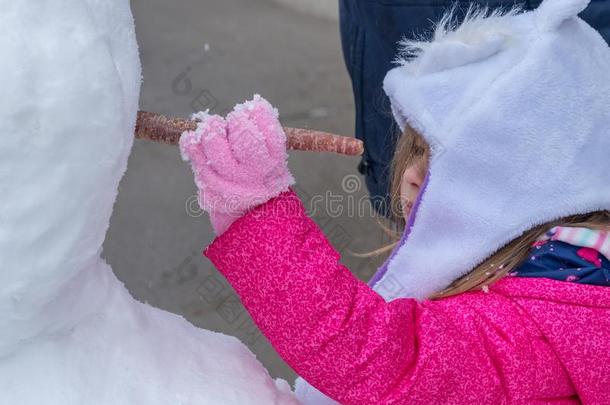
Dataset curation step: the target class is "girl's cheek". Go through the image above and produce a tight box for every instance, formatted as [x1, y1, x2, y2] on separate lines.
[400, 166, 424, 219]
[400, 182, 416, 219]
[402, 198, 413, 219]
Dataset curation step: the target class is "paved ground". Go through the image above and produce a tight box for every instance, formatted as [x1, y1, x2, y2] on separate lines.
[103, 0, 388, 383]
[272, 0, 339, 20]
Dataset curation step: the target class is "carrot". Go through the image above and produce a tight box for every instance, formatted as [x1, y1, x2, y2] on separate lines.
[135, 111, 364, 156]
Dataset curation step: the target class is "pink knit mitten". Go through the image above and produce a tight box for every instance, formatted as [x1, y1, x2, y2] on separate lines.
[180, 95, 295, 235]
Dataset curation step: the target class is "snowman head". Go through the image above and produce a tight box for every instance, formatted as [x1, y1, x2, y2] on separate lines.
[0, 0, 141, 354]
[373, 0, 610, 301]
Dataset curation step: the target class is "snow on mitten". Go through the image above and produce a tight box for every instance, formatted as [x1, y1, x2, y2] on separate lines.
[180, 95, 295, 235]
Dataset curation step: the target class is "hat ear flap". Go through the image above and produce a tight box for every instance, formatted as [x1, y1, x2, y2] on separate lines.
[536, 0, 590, 31]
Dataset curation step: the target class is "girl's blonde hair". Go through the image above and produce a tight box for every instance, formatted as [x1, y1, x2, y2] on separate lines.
[381, 126, 610, 300]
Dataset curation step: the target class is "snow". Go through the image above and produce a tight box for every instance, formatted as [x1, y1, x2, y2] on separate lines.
[0, 1, 297, 404]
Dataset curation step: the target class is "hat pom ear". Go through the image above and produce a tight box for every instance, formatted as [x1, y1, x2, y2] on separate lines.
[414, 33, 506, 74]
[536, 0, 590, 31]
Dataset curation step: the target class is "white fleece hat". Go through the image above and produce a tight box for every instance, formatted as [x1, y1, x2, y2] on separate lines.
[372, 0, 610, 301]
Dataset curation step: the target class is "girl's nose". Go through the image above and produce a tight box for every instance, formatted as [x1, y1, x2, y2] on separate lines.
[403, 167, 423, 189]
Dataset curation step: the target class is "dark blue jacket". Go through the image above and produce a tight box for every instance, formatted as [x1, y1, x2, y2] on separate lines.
[340, 0, 610, 213]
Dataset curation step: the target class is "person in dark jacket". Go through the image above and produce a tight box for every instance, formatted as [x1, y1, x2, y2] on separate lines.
[340, 0, 610, 214]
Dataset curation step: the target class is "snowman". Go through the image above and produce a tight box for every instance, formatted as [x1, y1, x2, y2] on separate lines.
[0, 1, 297, 403]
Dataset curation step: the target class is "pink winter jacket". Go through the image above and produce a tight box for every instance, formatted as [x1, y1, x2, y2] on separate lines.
[205, 191, 610, 404]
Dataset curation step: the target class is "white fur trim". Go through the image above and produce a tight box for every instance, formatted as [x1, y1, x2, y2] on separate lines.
[396, 5, 520, 75]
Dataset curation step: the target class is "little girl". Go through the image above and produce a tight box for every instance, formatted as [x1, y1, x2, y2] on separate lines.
[180, 0, 610, 403]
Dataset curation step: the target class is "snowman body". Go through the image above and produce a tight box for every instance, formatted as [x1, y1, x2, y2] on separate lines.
[0, 1, 296, 403]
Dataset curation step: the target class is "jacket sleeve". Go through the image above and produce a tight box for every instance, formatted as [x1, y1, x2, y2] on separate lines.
[204, 190, 420, 403]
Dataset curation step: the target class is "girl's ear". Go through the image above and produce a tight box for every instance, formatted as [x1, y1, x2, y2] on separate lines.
[536, 0, 591, 32]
